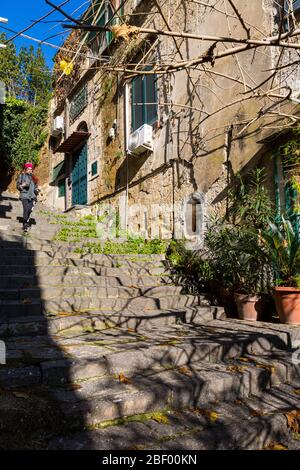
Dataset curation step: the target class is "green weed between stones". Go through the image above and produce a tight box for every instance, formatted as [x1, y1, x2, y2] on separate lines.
[72, 238, 169, 255]
[86, 410, 171, 431]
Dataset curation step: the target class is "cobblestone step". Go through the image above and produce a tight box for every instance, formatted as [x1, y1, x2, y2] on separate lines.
[47, 395, 300, 450]
[0, 274, 173, 289]
[0, 255, 166, 270]
[0, 264, 167, 277]
[0, 294, 201, 317]
[0, 285, 187, 301]
[0, 309, 187, 337]
[2, 191, 299, 450]
[193, 318, 300, 349]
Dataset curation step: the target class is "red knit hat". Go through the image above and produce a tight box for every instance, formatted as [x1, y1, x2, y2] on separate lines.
[24, 162, 33, 169]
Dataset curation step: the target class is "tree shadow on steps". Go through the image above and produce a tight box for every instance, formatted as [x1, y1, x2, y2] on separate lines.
[46, 321, 299, 450]
[0, 193, 92, 450]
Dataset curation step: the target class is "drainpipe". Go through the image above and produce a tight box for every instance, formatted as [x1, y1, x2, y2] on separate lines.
[65, 98, 70, 210]
[124, 81, 130, 233]
[65, 98, 70, 139]
[274, 151, 281, 223]
[225, 124, 233, 219]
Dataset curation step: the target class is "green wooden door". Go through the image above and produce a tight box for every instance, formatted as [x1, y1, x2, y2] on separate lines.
[72, 143, 88, 206]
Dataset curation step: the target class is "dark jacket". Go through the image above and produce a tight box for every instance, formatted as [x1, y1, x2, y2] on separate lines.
[16, 173, 38, 201]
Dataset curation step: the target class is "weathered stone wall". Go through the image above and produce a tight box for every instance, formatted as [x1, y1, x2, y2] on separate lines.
[91, 0, 280, 242]
[47, 0, 295, 243]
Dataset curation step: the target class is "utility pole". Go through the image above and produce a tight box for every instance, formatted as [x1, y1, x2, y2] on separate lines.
[0, 17, 8, 103]
[0, 17, 8, 49]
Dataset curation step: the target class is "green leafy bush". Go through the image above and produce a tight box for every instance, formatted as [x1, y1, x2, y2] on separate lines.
[227, 168, 275, 229]
[166, 240, 214, 294]
[258, 216, 300, 288]
[0, 97, 48, 170]
[204, 219, 271, 295]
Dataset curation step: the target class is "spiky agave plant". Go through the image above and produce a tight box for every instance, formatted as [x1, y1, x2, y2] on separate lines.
[259, 217, 300, 288]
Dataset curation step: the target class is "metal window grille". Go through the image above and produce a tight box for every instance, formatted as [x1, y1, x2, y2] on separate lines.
[70, 85, 88, 124]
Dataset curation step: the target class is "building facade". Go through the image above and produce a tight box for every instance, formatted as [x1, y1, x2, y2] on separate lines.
[46, 0, 300, 243]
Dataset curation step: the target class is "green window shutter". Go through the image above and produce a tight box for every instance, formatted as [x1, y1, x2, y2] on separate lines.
[285, 181, 300, 233]
[98, 9, 106, 44]
[274, 152, 281, 224]
[58, 179, 66, 198]
[87, 4, 106, 43]
[53, 161, 65, 181]
[91, 161, 98, 176]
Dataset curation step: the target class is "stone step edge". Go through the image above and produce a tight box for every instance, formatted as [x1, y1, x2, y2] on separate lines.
[0, 362, 284, 430]
[0, 293, 201, 305]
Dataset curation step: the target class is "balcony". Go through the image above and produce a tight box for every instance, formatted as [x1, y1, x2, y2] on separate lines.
[285, 0, 300, 13]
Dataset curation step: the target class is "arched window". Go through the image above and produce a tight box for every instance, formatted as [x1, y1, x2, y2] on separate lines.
[77, 121, 88, 133]
[184, 193, 204, 238]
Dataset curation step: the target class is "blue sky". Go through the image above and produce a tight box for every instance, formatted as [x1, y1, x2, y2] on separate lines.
[0, 0, 91, 68]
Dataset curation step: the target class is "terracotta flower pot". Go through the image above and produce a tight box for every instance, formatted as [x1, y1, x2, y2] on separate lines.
[234, 292, 265, 321]
[273, 287, 300, 324]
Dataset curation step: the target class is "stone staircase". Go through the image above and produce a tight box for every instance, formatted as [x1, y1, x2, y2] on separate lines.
[0, 192, 300, 450]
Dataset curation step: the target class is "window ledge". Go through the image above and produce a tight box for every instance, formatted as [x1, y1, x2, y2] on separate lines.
[90, 174, 99, 181]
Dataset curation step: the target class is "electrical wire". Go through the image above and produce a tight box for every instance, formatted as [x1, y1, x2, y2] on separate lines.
[5, 0, 70, 43]
[41, 1, 92, 40]
[0, 24, 92, 59]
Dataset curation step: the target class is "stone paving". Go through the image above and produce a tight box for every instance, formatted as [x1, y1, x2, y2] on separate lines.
[0, 192, 300, 450]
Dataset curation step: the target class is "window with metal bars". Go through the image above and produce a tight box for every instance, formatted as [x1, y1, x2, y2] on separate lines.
[69, 85, 88, 124]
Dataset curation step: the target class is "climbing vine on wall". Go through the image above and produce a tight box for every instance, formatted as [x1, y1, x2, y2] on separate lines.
[53, 30, 87, 109]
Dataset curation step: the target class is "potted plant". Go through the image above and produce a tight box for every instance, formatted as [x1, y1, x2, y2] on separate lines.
[204, 168, 274, 320]
[204, 219, 268, 320]
[230, 228, 270, 322]
[259, 217, 300, 324]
